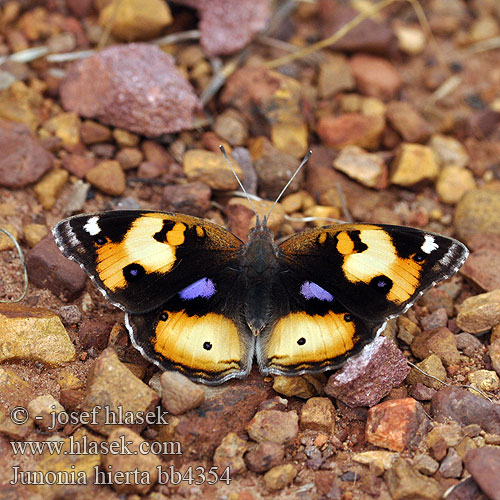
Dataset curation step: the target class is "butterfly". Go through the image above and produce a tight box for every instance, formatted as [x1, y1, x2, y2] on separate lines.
[52, 207, 468, 385]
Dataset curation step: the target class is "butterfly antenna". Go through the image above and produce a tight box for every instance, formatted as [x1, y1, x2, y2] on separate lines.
[265, 150, 312, 223]
[219, 145, 260, 225]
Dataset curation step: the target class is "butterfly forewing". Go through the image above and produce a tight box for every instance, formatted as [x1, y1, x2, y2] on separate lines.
[53, 210, 244, 313]
[279, 223, 468, 323]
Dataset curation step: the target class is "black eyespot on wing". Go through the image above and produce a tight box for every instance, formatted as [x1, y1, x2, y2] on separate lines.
[413, 252, 425, 262]
[160, 312, 168, 321]
[297, 337, 306, 346]
[344, 314, 352, 322]
[370, 275, 393, 294]
[123, 263, 146, 282]
[203, 341, 212, 351]
[94, 235, 107, 245]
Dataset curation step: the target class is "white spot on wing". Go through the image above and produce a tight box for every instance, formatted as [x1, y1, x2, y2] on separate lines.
[421, 235, 438, 254]
[84, 216, 101, 236]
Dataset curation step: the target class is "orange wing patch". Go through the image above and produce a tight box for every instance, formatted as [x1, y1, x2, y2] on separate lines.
[265, 311, 357, 370]
[153, 311, 243, 375]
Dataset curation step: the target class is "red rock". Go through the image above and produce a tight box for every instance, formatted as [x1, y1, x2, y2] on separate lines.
[78, 319, 112, 351]
[465, 110, 500, 139]
[325, 336, 410, 408]
[244, 441, 285, 473]
[220, 66, 281, 119]
[317, 113, 385, 150]
[410, 327, 460, 367]
[465, 447, 500, 500]
[60, 44, 201, 137]
[166, 371, 273, 461]
[366, 398, 430, 452]
[462, 248, 500, 291]
[318, 1, 393, 54]
[27, 234, 87, 301]
[61, 154, 95, 178]
[137, 161, 168, 179]
[162, 181, 211, 217]
[315, 470, 342, 499]
[445, 477, 485, 500]
[67, 0, 94, 17]
[80, 120, 112, 144]
[386, 101, 432, 143]
[349, 54, 403, 100]
[141, 140, 173, 168]
[432, 386, 500, 434]
[0, 120, 53, 188]
[174, 0, 271, 56]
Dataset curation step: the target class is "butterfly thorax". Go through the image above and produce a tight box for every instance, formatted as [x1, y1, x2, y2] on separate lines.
[241, 224, 281, 335]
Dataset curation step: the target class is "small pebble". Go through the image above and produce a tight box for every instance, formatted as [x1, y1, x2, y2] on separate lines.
[28, 394, 65, 431]
[263, 464, 297, 491]
[391, 143, 439, 186]
[85, 160, 126, 196]
[160, 371, 205, 415]
[456, 290, 500, 334]
[247, 410, 298, 445]
[244, 441, 285, 473]
[34, 168, 69, 209]
[213, 432, 248, 476]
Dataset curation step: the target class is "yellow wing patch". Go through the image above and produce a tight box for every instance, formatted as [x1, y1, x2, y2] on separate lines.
[339, 228, 422, 304]
[266, 311, 356, 370]
[153, 311, 242, 375]
[96, 214, 179, 291]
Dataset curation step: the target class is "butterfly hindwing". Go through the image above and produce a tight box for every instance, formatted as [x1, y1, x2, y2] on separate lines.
[126, 270, 254, 384]
[256, 272, 379, 376]
[278, 223, 469, 323]
[53, 210, 244, 313]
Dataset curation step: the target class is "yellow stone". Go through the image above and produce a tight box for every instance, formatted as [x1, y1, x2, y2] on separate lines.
[0, 223, 18, 251]
[281, 191, 305, 214]
[23, 223, 48, 247]
[113, 128, 139, 147]
[43, 112, 81, 146]
[264, 464, 297, 491]
[395, 25, 426, 55]
[0, 304, 76, 366]
[468, 369, 500, 392]
[99, 0, 173, 41]
[436, 165, 476, 204]
[184, 149, 243, 191]
[0, 81, 43, 131]
[352, 450, 398, 470]
[361, 97, 387, 117]
[57, 367, 84, 390]
[86, 160, 126, 196]
[271, 121, 308, 158]
[34, 168, 69, 209]
[304, 205, 341, 226]
[391, 143, 439, 186]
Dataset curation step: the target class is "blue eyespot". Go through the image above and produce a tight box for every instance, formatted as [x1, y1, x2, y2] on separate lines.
[300, 281, 334, 302]
[179, 278, 216, 300]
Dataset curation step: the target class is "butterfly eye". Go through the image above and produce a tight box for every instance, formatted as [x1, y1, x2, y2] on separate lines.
[297, 337, 306, 346]
[203, 341, 212, 351]
[344, 314, 352, 322]
[160, 312, 169, 321]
